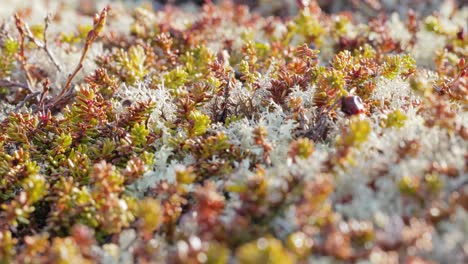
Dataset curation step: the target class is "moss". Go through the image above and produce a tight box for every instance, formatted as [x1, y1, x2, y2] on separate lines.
[385, 109, 408, 128]
[236, 236, 295, 264]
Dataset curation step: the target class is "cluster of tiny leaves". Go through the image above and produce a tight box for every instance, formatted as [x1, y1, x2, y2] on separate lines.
[0, 1, 467, 263]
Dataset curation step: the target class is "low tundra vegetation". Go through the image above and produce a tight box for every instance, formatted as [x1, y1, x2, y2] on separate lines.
[0, 0, 467, 263]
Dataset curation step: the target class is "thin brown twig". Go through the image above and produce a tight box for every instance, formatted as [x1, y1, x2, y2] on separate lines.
[49, 6, 109, 109]
[42, 14, 63, 72]
[14, 13, 34, 91]
[14, 92, 40, 112]
[0, 79, 30, 90]
[16, 14, 63, 73]
[12, 13, 63, 101]
[38, 79, 50, 109]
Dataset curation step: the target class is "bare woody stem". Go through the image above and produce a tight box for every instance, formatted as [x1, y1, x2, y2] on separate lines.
[0, 79, 30, 90]
[50, 6, 109, 107]
[43, 15, 63, 72]
[14, 14, 34, 91]
[14, 14, 63, 74]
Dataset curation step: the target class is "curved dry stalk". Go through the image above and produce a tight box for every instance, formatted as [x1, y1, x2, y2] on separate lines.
[43, 14, 63, 73]
[13, 92, 40, 112]
[0, 79, 30, 90]
[49, 6, 110, 108]
[14, 14, 34, 91]
[14, 13, 63, 76]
